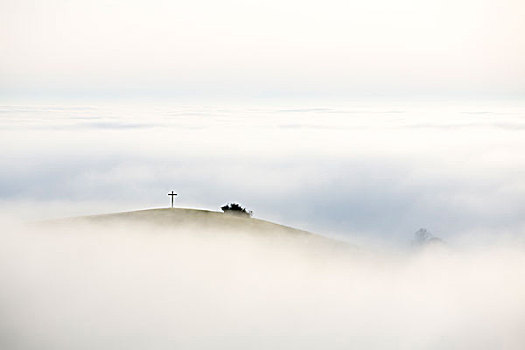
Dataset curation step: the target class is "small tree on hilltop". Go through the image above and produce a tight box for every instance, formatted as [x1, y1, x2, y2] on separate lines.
[221, 203, 253, 217]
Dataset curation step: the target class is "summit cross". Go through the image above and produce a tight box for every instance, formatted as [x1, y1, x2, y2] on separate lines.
[168, 191, 177, 208]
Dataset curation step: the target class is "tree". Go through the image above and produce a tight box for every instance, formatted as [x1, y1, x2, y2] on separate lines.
[413, 228, 444, 247]
[221, 203, 253, 217]
[414, 228, 433, 243]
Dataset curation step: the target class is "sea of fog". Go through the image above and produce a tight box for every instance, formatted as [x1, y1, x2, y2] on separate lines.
[1, 99, 525, 348]
[1, 99, 525, 245]
[1, 220, 524, 349]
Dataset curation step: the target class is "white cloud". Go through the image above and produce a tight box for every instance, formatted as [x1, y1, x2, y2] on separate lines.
[1, 101, 525, 242]
[1, 220, 524, 349]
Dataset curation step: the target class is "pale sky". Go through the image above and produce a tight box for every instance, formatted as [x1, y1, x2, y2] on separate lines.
[1, 0, 524, 98]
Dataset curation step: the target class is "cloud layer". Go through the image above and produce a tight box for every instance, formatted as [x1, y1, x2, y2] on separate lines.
[1, 220, 524, 349]
[1, 101, 525, 245]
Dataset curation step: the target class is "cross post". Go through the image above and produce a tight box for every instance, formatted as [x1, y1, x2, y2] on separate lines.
[168, 191, 177, 208]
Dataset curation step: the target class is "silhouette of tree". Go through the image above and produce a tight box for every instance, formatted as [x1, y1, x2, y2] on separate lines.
[413, 228, 444, 247]
[221, 203, 253, 217]
[414, 228, 433, 243]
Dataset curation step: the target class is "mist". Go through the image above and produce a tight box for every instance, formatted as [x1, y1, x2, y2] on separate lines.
[3, 99, 524, 349]
[2, 0, 524, 346]
[1, 100, 525, 243]
[1, 217, 524, 349]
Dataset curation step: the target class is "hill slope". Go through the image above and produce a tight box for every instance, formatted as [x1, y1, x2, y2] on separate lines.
[52, 208, 348, 251]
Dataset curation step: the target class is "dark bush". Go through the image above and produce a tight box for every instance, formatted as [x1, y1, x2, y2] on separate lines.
[221, 203, 253, 217]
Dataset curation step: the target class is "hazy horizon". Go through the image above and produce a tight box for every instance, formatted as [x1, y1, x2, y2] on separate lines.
[1, 99, 525, 248]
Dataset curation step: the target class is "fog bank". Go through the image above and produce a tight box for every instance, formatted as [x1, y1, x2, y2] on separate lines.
[2, 101, 525, 243]
[1, 219, 524, 349]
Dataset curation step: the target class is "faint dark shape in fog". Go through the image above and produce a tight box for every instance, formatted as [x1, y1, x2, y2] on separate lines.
[413, 228, 445, 247]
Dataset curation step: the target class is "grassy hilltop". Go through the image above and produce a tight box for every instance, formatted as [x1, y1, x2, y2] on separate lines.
[53, 208, 349, 251]
[76, 208, 307, 234]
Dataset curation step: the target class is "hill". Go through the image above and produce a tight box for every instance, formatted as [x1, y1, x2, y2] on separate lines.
[49, 208, 349, 252]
